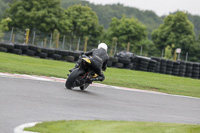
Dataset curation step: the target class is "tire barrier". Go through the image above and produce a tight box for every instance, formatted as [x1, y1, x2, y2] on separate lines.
[51, 54, 62, 60]
[185, 62, 193, 78]
[0, 42, 199, 80]
[0, 47, 7, 52]
[0, 42, 14, 50]
[166, 60, 173, 75]
[12, 49, 22, 55]
[151, 57, 161, 73]
[160, 59, 167, 74]
[14, 43, 29, 55]
[192, 63, 199, 79]
[107, 61, 113, 67]
[25, 49, 36, 56]
[131, 56, 140, 70]
[148, 59, 157, 72]
[178, 61, 186, 77]
[113, 62, 124, 68]
[172, 62, 180, 76]
[35, 52, 48, 59]
[139, 57, 150, 71]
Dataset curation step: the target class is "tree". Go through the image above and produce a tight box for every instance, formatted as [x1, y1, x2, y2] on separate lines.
[152, 11, 195, 52]
[61, 0, 164, 38]
[0, 0, 8, 19]
[188, 40, 200, 62]
[0, 17, 12, 40]
[64, 4, 103, 43]
[2, 0, 14, 3]
[106, 15, 148, 52]
[4, 0, 71, 33]
[164, 44, 175, 60]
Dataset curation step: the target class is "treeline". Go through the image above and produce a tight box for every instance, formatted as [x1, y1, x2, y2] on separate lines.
[61, 0, 200, 38]
[0, 0, 200, 62]
[1, 0, 200, 38]
[61, 0, 163, 38]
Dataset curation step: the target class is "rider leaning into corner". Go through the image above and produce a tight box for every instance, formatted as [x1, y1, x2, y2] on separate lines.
[69, 43, 109, 83]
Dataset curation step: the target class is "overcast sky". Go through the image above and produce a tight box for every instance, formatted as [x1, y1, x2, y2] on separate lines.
[86, 0, 200, 16]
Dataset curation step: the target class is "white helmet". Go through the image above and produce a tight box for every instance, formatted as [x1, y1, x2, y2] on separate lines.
[98, 43, 108, 52]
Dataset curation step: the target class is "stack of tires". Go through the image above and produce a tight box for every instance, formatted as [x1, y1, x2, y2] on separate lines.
[139, 57, 150, 71]
[199, 65, 200, 79]
[0, 47, 7, 52]
[112, 58, 129, 69]
[178, 61, 186, 77]
[166, 60, 173, 75]
[185, 62, 193, 78]
[26, 45, 38, 57]
[28, 45, 49, 59]
[54, 49, 82, 62]
[117, 58, 132, 69]
[55, 49, 69, 61]
[132, 56, 140, 70]
[147, 59, 157, 72]
[11, 48, 22, 55]
[41, 48, 56, 60]
[14, 43, 28, 55]
[124, 62, 133, 69]
[192, 63, 200, 79]
[112, 61, 123, 68]
[172, 62, 180, 76]
[35, 51, 48, 59]
[0, 42, 14, 53]
[151, 57, 161, 73]
[108, 57, 118, 67]
[54, 49, 67, 60]
[114, 51, 134, 69]
[159, 59, 167, 74]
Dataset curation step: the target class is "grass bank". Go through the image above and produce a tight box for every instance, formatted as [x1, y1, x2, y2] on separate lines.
[25, 120, 200, 133]
[0, 52, 200, 98]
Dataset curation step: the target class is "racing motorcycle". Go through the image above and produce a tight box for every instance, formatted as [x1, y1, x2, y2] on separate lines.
[65, 55, 98, 90]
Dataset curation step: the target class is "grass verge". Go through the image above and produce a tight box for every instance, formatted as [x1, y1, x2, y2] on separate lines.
[24, 120, 200, 133]
[0, 52, 200, 98]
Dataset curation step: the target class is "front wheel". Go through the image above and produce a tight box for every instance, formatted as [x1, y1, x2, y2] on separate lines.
[80, 83, 90, 90]
[65, 68, 84, 89]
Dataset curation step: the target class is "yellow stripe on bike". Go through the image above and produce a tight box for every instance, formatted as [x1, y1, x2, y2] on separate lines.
[82, 58, 91, 64]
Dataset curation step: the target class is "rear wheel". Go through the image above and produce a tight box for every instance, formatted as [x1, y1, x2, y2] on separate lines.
[65, 68, 84, 89]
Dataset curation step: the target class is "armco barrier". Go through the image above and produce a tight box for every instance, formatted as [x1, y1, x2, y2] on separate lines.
[0, 42, 199, 80]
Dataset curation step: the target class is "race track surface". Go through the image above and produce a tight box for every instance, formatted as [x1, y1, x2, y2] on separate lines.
[0, 76, 200, 133]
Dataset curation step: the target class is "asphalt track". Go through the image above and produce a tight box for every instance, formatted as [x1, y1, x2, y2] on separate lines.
[0, 76, 200, 133]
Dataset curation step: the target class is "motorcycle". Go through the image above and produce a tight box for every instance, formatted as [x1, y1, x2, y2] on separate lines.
[65, 55, 98, 90]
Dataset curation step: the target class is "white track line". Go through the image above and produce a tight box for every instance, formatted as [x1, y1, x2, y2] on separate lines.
[1, 72, 199, 100]
[14, 122, 40, 133]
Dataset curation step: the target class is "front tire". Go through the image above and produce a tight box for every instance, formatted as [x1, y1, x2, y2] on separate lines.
[65, 68, 84, 89]
[80, 83, 89, 90]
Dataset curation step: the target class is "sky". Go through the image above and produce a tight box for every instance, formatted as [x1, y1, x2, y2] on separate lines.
[86, 0, 200, 16]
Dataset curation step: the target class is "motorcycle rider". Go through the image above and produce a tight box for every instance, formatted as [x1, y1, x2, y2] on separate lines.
[69, 43, 109, 82]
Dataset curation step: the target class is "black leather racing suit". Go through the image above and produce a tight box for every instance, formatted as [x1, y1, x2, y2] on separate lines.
[84, 48, 109, 81]
[73, 48, 109, 82]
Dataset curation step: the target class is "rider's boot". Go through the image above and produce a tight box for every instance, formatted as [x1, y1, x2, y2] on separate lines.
[90, 76, 104, 82]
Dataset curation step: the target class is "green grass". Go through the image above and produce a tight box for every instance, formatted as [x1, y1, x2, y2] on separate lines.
[24, 120, 200, 133]
[0, 52, 200, 98]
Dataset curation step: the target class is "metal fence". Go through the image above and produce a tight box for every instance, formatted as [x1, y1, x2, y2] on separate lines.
[0, 28, 97, 52]
[0, 28, 199, 62]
